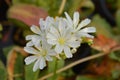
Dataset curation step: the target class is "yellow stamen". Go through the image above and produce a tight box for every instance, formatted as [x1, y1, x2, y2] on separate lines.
[58, 37, 65, 45]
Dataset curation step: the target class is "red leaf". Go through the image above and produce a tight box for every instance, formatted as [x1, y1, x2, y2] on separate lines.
[8, 4, 48, 26]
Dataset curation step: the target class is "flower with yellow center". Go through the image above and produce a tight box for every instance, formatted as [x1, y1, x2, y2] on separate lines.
[24, 42, 56, 72]
[58, 37, 65, 45]
[25, 16, 54, 47]
[64, 12, 96, 39]
[47, 18, 80, 58]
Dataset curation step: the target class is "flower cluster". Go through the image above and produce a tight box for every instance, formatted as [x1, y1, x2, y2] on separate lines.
[24, 12, 96, 71]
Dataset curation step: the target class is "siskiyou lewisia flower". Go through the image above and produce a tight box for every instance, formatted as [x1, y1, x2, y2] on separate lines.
[46, 18, 80, 58]
[24, 11, 96, 71]
[24, 41, 56, 72]
[64, 12, 96, 39]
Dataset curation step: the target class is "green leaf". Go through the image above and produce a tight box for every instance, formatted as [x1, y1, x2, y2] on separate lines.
[47, 58, 58, 80]
[64, 0, 83, 16]
[90, 15, 114, 38]
[109, 51, 120, 62]
[0, 60, 7, 80]
[76, 75, 113, 80]
[111, 69, 120, 79]
[12, 0, 22, 4]
[25, 63, 39, 80]
[61, 69, 75, 78]
[12, 0, 37, 5]
[77, 0, 94, 18]
[3, 46, 14, 57]
[14, 53, 24, 80]
[116, 10, 120, 29]
[36, 0, 52, 11]
[0, 24, 3, 31]
[47, 58, 64, 80]
[76, 76, 94, 80]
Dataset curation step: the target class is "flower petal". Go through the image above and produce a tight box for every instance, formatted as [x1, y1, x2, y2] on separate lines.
[77, 18, 91, 30]
[64, 46, 73, 58]
[32, 36, 41, 46]
[39, 57, 46, 69]
[68, 41, 80, 48]
[26, 35, 33, 40]
[47, 39, 57, 45]
[24, 47, 39, 54]
[73, 12, 79, 27]
[48, 50, 56, 56]
[78, 33, 94, 38]
[45, 55, 53, 61]
[33, 58, 40, 72]
[79, 27, 96, 33]
[55, 44, 64, 53]
[47, 33, 57, 40]
[49, 26, 59, 38]
[64, 12, 72, 25]
[24, 56, 37, 65]
[26, 41, 33, 46]
[39, 18, 44, 29]
[30, 25, 41, 34]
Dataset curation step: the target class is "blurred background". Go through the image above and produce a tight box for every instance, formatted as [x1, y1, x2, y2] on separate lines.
[0, 0, 120, 80]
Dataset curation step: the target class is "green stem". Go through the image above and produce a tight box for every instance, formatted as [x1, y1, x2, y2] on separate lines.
[52, 58, 57, 80]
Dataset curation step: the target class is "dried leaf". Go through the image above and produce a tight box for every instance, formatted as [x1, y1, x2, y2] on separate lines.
[92, 35, 117, 53]
[87, 57, 120, 76]
[7, 47, 28, 80]
[7, 49, 17, 80]
[0, 60, 7, 80]
[25, 63, 39, 80]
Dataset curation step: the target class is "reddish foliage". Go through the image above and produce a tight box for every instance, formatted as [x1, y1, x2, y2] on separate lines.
[8, 4, 48, 26]
[92, 35, 117, 53]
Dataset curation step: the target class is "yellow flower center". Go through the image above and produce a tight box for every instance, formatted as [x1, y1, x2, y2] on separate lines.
[35, 50, 47, 57]
[41, 50, 47, 56]
[58, 37, 65, 45]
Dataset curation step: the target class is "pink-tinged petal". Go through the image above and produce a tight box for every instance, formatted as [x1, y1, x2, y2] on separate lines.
[79, 27, 96, 33]
[39, 57, 46, 69]
[30, 25, 41, 34]
[77, 18, 91, 30]
[24, 56, 37, 65]
[33, 58, 40, 72]
[55, 44, 64, 53]
[64, 46, 73, 58]
[24, 47, 39, 54]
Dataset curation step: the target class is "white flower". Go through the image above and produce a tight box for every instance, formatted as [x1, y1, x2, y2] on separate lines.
[24, 41, 56, 72]
[47, 18, 80, 58]
[25, 16, 54, 46]
[64, 12, 96, 39]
